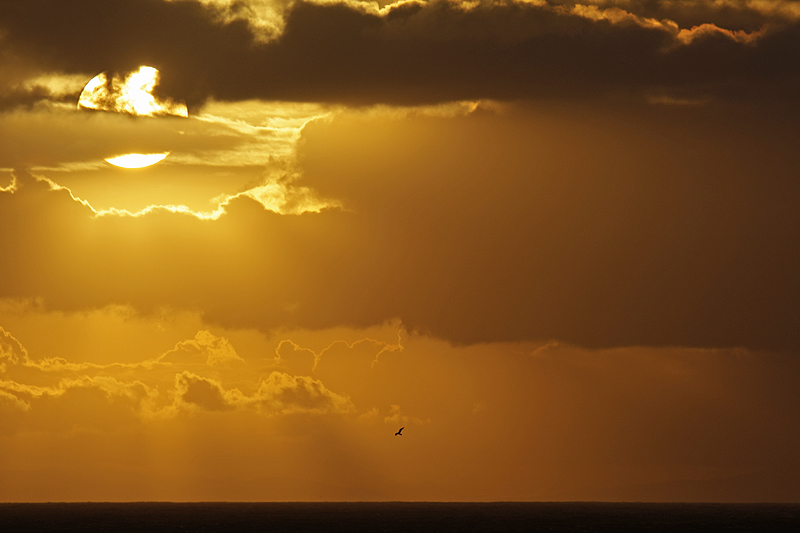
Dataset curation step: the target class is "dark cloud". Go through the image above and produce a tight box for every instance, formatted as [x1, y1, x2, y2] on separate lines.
[570, 0, 789, 32]
[0, 0, 254, 110]
[2, 98, 800, 352]
[286, 103, 800, 351]
[1, 0, 799, 107]
[175, 371, 234, 411]
[0, 85, 76, 112]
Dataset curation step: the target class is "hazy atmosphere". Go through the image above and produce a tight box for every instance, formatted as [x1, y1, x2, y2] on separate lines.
[1, 0, 800, 501]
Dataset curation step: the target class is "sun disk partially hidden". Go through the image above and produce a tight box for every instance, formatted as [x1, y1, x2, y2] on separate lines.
[79, 66, 187, 168]
[78, 66, 188, 117]
[106, 153, 170, 169]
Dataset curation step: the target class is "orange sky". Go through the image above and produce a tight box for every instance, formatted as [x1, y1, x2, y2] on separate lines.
[1, 0, 800, 502]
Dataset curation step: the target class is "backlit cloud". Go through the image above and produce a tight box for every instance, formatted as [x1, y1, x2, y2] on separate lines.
[250, 371, 355, 414]
[172, 371, 240, 411]
[161, 330, 246, 366]
[1, 323, 359, 423]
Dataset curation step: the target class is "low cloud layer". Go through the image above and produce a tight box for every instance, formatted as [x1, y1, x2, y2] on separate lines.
[1, 324, 355, 421]
[1, 314, 799, 501]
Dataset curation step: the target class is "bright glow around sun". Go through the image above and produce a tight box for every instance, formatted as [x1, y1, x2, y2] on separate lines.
[78, 66, 187, 168]
[106, 153, 170, 169]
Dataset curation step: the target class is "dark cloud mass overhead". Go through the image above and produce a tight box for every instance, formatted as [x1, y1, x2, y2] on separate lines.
[2, 0, 800, 107]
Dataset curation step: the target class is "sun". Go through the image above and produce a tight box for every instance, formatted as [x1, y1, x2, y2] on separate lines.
[78, 66, 187, 168]
[104, 152, 170, 169]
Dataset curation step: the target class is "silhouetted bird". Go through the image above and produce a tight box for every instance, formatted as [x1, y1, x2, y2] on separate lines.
[395, 427, 404, 436]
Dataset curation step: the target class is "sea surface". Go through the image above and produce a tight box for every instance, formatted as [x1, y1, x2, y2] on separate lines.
[1, 502, 799, 532]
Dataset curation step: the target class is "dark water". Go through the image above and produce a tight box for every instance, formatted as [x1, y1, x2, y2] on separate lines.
[1, 502, 798, 532]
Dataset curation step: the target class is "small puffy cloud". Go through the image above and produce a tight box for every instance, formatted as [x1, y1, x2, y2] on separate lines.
[172, 371, 241, 411]
[675, 21, 767, 45]
[273, 330, 403, 374]
[161, 330, 246, 367]
[0, 172, 17, 193]
[0, 374, 156, 426]
[166, 370, 354, 415]
[0, 387, 30, 411]
[0, 326, 28, 370]
[251, 371, 355, 415]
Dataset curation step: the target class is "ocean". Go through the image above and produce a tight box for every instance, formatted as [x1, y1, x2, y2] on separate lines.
[1, 502, 798, 532]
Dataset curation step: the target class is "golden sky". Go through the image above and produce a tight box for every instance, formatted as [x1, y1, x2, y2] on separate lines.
[1, 0, 800, 502]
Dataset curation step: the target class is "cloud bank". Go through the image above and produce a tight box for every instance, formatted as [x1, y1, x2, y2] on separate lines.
[1, 316, 799, 501]
[2, 0, 799, 108]
[3, 99, 799, 352]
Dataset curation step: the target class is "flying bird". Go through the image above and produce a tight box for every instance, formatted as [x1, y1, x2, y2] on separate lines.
[395, 427, 404, 436]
